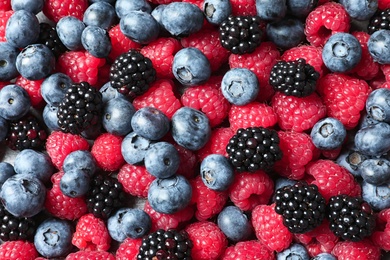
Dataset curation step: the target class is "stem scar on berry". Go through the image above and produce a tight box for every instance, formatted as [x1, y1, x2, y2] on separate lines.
[204, 4, 215, 18]
[228, 80, 244, 97]
[21, 179, 39, 195]
[43, 229, 60, 246]
[369, 106, 385, 121]
[202, 170, 214, 185]
[177, 67, 193, 81]
[163, 158, 171, 166]
[319, 123, 334, 137]
[332, 42, 349, 57]
[347, 152, 365, 170]
[7, 98, 13, 104]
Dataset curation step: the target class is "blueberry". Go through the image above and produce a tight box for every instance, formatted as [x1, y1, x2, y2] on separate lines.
[41, 73, 73, 107]
[100, 82, 124, 103]
[312, 253, 337, 260]
[56, 16, 86, 51]
[310, 117, 347, 150]
[151, 4, 166, 27]
[0, 162, 15, 189]
[0, 116, 8, 142]
[34, 218, 73, 258]
[217, 206, 252, 242]
[286, 0, 317, 18]
[0, 42, 20, 81]
[5, 10, 39, 48]
[148, 175, 192, 214]
[171, 107, 211, 151]
[221, 68, 259, 105]
[42, 104, 60, 131]
[368, 29, 390, 64]
[266, 17, 305, 50]
[11, 0, 43, 14]
[354, 122, 390, 157]
[120, 11, 160, 44]
[362, 180, 390, 211]
[172, 47, 211, 86]
[81, 25, 112, 58]
[202, 0, 232, 25]
[339, 0, 377, 21]
[107, 208, 151, 242]
[366, 88, 390, 123]
[63, 150, 96, 178]
[14, 149, 54, 184]
[359, 158, 390, 185]
[60, 169, 91, 198]
[83, 2, 116, 30]
[200, 154, 234, 191]
[359, 113, 381, 129]
[256, 0, 287, 22]
[0, 174, 46, 217]
[103, 97, 135, 136]
[276, 243, 310, 260]
[121, 131, 153, 165]
[336, 146, 366, 177]
[144, 142, 180, 179]
[322, 32, 362, 72]
[0, 84, 31, 121]
[16, 44, 56, 80]
[115, 0, 152, 18]
[131, 107, 170, 140]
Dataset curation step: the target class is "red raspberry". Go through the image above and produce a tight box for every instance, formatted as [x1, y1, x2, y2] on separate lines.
[0, 241, 38, 260]
[72, 213, 111, 251]
[305, 159, 361, 202]
[45, 171, 88, 220]
[372, 208, 390, 250]
[271, 92, 327, 132]
[65, 251, 115, 260]
[91, 133, 125, 172]
[221, 240, 275, 260]
[46, 131, 90, 169]
[185, 221, 228, 260]
[382, 64, 390, 83]
[196, 127, 235, 160]
[252, 203, 293, 252]
[379, 0, 390, 9]
[321, 147, 342, 160]
[190, 175, 229, 221]
[0, 10, 13, 42]
[0, 1, 11, 11]
[115, 237, 142, 260]
[228, 102, 278, 133]
[230, 0, 257, 16]
[15, 76, 44, 109]
[331, 239, 381, 260]
[117, 164, 155, 198]
[42, 0, 88, 23]
[273, 131, 320, 180]
[304, 2, 350, 47]
[229, 171, 274, 211]
[174, 143, 198, 179]
[108, 24, 142, 62]
[317, 73, 370, 130]
[381, 81, 390, 89]
[133, 79, 182, 119]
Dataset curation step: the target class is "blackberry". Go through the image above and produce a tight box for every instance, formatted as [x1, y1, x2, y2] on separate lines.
[0, 203, 35, 241]
[219, 15, 263, 54]
[57, 81, 103, 135]
[274, 182, 326, 233]
[368, 8, 390, 35]
[109, 49, 156, 99]
[328, 194, 376, 242]
[5, 113, 47, 151]
[86, 173, 126, 220]
[226, 127, 283, 172]
[37, 22, 68, 58]
[137, 229, 193, 260]
[269, 58, 319, 97]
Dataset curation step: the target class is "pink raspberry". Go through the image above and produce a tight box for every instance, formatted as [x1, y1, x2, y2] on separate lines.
[372, 208, 390, 250]
[115, 238, 142, 260]
[42, 0, 88, 23]
[221, 240, 275, 260]
[91, 133, 125, 172]
[15, 76, 44, 109]
[197, 127, 235, 160]
[331, 239, 381, 260]
[117, 164, 155, 198]
[0, 241, 38, 260]
[230, 0, 257, 15]
[65, 251, 115, 260]
[108, 24, 141, 61]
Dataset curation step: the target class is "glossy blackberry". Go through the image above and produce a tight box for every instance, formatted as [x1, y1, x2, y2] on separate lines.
[109, 49, 156, 99]
[274, 182, 326, 234]
[226, 127, 283, 172]
[86, 173, 126, 220]
[57, 81, 103, 135]
[269, 58, 319, 97]
[0, 203, 35, 241]
[368, 8, 390, 35]
[5, 113, 47, 151]
[328, 195, 376, 242]
[219, 15, 263, 54]
[137, 229, 193, 260]
[37, 22, 68, 58]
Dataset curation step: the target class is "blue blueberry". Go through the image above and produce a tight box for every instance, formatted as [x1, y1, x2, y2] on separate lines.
[362, 180, 390, 211]
[121, 131, 153, 165]
[100, 82, 124, 103]
[151, 4, 166, 27]
[339, 0, 377, 21]
[103, 97, 135, 136]
[359, 158, 390, 185]
[120, 11, 160, 44]
[131, 107, 170, 140]
[172, 47, 211, 86]
[310, 117, 347, 150]
[83, 1, 116, 30]
[41, 73, 73, 107]
[5, 10, 39, 48]
[277, 243, 310, 260]
[359, 113, 381, 129]
[11, 0, 43, 14]
[368, 29, 390, 64]
[336, 146, 366, 177]
[171, 107, 211, 151]
[322, 32, 362, 72]
[63, 150, 96, 178]
[0, 116, 8, 142]
[256, 0, 287, 22]
[354, 122, 390, 157]
[202, 0, 232, 25]
[286, 0, 317, 18]
[0, 84, 31, 121]
[0, 162, 15, 189]
[217, 206, 252, 242]
[56, 16, 86, 51]
[0, 174, 46, 217]
[42, 104, 60, 131]
[148, 175, 192, 214]
[0, 42, 20, 81]
[60, 169, 90, 198]
[144, 142, 180, 179]
[266, 17, 305, 50]
[107, 208, 151, 242]
[34, 218, 73, 258]
[365, 88, 390, 123]
[200, 154, 234, 191]
[115, 0, 152, 18]
[14, 149, 54, 184]
[312, 253, 337, 260]
[81, 25, 112, 58]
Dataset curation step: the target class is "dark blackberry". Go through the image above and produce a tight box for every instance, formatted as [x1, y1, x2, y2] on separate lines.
[86, 173, 126, 220]
[37, 22, 68, 58]
[0, 203, 35, 241]
[109, 49, 156, 99]
[137, 229, 193, 260]
[269, 58, 319, 97]
[368, 8, 390, 35]
[57, 81, 103, 135]
[226, 127, 283, 172]
[274, 182, 326, 234]
[5, 113, 47, 151]
[219, 15, 263, 54]
[328, 194, 376, 242]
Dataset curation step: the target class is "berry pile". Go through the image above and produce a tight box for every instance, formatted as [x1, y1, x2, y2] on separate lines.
[2, 0, 390, 259]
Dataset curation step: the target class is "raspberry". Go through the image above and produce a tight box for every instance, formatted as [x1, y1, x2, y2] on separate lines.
[42, 0, 88, 23]
[115, 238, 142, 260]
[174, 143, 198, 179]
[331, 240, 381, 260]
[252, 204, 293, 252]
[65, 251, 115, 260]
[230, 0, 257, 16]
[196, 127, 235, 160]
[14, 76, 44, 109]
[0, 241, 38, 260]
[46, 131, 90, 169]
[305, 159, 361, 202]
[317, 73, 370, 130]
[108, 24, 142, 62]
[271, 92, 327, 132]
[304, 2, 350, 47]
[229, 171, 274, 211]
[91, 133, 125, 172]
[117, 164, 155, 198]
[0, 0, 11, 11]
[382, 64, 390, 82]
[379, 0, 390, 9]
[0, 10, 13, 42]
[185, 221, 228, 260]
[72, 213, 111, 251]
[221, 240, 275, 260]
[371, 208, 390, 250]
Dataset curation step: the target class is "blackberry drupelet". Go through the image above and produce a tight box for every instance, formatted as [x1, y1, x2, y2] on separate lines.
[5, 113, 47, 151]
[109, 49, 156, 99]
[368, 8, 390, 35]
[0, 203, 35, 241]
[274, 182, 326, 233]
[137, 229, 193, 260]
[86, 173, 126, 220]
[269, 58, 319, 97]
[226, 127, 283, 172]
[37, 22, 68, 58]
[219, 15, 263, 54]
[328, 194, 376, 242]
[57, 81, 103, 135]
